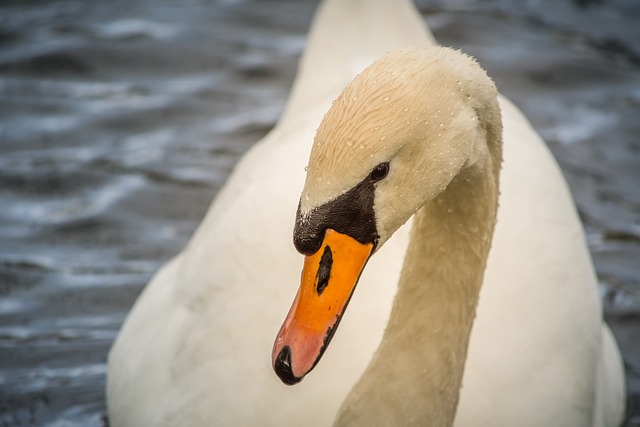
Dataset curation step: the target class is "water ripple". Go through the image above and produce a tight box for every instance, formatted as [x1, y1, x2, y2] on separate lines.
[7, 175, 145, 225]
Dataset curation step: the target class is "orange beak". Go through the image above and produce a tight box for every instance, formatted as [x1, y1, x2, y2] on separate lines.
[272, 229, 373, 385]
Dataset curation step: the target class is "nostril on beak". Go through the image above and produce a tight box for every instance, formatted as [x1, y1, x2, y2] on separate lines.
[274, 346, 302, 385]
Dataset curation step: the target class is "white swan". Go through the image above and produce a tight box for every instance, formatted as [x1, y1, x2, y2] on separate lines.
[106, 1, 626, 426]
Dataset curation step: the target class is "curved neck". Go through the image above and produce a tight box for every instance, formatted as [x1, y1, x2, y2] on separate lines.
[335, 157, 500, 426]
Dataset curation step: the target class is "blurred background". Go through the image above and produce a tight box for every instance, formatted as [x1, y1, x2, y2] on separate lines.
[0, 0, 638, 425]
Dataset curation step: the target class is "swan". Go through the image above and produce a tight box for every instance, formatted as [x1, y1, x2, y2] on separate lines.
[106, 0, 626, 426]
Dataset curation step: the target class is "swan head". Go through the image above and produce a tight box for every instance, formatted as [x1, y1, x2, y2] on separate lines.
[272, 46, 501, 385]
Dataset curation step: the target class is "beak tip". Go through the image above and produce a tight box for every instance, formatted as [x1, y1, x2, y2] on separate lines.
[273, 345, 303, 386]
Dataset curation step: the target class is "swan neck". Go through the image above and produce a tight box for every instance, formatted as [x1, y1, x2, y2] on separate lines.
[335, 159, 500, 427]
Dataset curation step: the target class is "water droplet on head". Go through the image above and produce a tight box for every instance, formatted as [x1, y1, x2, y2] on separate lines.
[383, 96, 390, 101]
[304, 165, 309, 171]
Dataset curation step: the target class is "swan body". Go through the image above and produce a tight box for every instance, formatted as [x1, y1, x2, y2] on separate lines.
[106, 0, 625, 426]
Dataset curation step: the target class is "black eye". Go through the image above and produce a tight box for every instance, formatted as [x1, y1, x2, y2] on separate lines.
[369, 162, 389, 182]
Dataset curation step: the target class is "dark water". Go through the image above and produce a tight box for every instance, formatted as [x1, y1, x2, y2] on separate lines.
[0, 0, 638, 426]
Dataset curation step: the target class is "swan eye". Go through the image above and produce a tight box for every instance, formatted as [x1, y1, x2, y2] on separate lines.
[369, 162, 390, 182]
